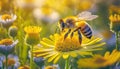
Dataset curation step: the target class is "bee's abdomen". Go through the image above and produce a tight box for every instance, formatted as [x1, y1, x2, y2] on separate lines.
[81, 25, 92, 39]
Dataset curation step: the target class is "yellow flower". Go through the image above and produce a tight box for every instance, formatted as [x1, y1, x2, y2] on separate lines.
[77, 49, 120, 68]
[24, 26, 41, 45]
[1, 14, 12, 20]
[0, 14, 17, 28]
[0, 38, 18, 55]
[15, 0, 44, 9]
[76, 0, 93, 11]
[109, 14, 120, 32]
[45, 66, 58, 69]
[33, 7, 59, 23]
[63, 0, 94, 11]
[24, 26, 41, 35]
[25, 0, 34, 3]
[18, 65, 30, 69]
[0, 38, 13, 46]
[109, 5, 120, 14]
[33, 33, 105, 64]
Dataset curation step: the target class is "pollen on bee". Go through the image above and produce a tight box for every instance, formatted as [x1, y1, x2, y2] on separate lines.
[76, 21, 86, 27]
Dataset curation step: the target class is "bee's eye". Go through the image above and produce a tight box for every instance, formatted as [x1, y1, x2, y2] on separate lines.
[59, 19, 65, 31]
[61, 22, 65, 28]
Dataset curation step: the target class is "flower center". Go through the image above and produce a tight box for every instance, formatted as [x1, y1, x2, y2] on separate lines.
[1, 14, 12, 20]
[45, 66, 56, 69]
[4, 58, 15, 66]
[54, 35, 81, 52]
[0, 38, 13, 46]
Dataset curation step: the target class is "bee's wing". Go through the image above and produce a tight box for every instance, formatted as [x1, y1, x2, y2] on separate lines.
[77, 11, 98, 21]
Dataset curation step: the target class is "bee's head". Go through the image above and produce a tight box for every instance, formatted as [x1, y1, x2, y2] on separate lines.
[59, 19, 66, 31]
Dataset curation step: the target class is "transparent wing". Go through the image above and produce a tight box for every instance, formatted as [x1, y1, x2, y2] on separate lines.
[77, 11, 98, 21]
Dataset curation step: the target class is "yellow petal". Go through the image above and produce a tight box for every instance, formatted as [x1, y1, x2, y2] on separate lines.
[48, 53, 59, 62]
[63, 53, 69, 59]
[42, 38, 54, 45]
[50, 35, 55, 41]
[40, 41, 54, 47]
[33, 49, 52, 53]
[83, 38, 102, 46]
[78, 51, 93, 56]
[35, 52, 51, 57]
[70, 52, 77, 57]
[109, 49, 117, 58]
[53, 53, 61, 64]
[104, 52, 110, 59]
[44, 52, 56, 59]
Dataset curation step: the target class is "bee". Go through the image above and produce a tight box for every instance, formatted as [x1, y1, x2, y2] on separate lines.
[58, 11, 98, 44]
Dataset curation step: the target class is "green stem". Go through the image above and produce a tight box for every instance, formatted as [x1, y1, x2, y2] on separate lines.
[39, 67, 41, 69]
[11, 65, 14, 69]
[5, 55, 8, 69]
[2, 61, 4, 69]
[39, 66, 43, 69]
[115, 32, 119, 50]
[30, 46, 33, 69]
[65, 57, 69, 69]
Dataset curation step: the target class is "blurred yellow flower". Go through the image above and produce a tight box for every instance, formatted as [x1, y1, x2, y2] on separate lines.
[45, 66, 58, 69]
[1, 14, 12, 20]
[0, 38, 18, 55]
[33, 7, 59, 23]
[25, 0, 34, 3]
[63, 0, 94, 11]
[0, 38, 13, 46]
[109, 5, 120, 14]
[24, 26, 41, 35]
[0, 1, 2, 11]
[33, 33, 105, 64]
[77, 0, 94, 11]
[109, 14, 120, 32]
[24, 26, 41, 45]
[77, 49, 120, 68]
[0, 14, 17, 28]
[18, 65, 30, 69]
[15, 0, 44, 9]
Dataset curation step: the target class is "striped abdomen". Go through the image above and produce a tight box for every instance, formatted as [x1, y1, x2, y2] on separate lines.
[80, 24, 92, 39]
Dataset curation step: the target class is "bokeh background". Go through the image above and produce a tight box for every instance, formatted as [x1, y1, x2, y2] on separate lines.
[0, 0, 119, 55]
[8, 0, 120, 49]
[0, 0, 120, 69]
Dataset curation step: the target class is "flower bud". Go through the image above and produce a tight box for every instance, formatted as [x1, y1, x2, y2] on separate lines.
[8, 26, 18, 38]
[25, 34, 40, 45]
[24, 26, 41, 46]
[109, 14, 120, 32]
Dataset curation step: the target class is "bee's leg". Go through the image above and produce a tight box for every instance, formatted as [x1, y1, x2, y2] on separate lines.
[70, 32, 74, 38]
[64, 29, 71, 40]
[70, 27, 81, 38]
[78, 29, 82, 44]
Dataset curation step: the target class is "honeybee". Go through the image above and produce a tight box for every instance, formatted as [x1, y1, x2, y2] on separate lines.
[59, 11, 98, 44]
